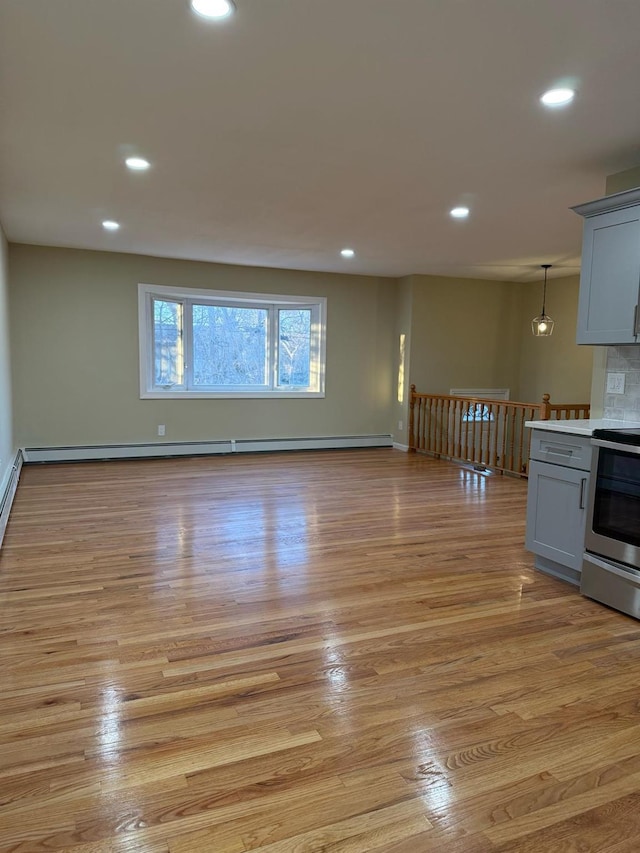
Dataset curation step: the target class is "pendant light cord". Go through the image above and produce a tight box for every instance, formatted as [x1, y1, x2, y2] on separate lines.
[541, 264, 551, 316]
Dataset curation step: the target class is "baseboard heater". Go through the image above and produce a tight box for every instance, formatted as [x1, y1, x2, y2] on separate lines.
[0, 450, 23, 548]
[23, 434, 393, 464]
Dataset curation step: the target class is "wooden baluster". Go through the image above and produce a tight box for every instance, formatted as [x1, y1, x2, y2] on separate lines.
[423, 398, 429, 452]
[517, 408, 526, 474]
[424, 397, 433, 450]
[484, 403, 496, 468]
[450, 398, 456, 459]
[490, 403, 498, 468]
[408, 385, 416, 451]
[431, 397, 440, 455]
[429, 397, 438, 455]
[423, 397, 428, 450]
[430, 397, 438, 454]
[445, 399, 451, 458]
[482, 403, 488, 465]
[508, 407, 516, 473]
[463, 401, 469, 461]
[484, 403, 491, 467]
[423, 397, 429, 451]
[451, 398, 456, 459]
[467, 400, 474, 462]
[424, 398, 430, 452]
[424, 397, 430, 451]
[503, 405, 509, 470]
[503, 405, 509, 473]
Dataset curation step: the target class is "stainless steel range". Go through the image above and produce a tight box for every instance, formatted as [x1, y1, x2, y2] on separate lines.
[582, 428, 640, 619]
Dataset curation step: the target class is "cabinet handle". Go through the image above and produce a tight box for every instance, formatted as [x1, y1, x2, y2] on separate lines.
[579, 477, 587, 509]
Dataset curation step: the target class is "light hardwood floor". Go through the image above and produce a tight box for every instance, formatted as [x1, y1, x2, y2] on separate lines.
[1, 448, 639, 852]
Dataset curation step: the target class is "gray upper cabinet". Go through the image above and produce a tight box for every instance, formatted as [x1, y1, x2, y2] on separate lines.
[572, 188, 640, 345]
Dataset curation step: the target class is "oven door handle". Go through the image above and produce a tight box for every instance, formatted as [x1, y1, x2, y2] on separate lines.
[585, 552, 640, 582]
[592, 439, 640, 455]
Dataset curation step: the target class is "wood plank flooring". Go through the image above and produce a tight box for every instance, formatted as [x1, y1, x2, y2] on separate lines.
[1, 448, 639, 852]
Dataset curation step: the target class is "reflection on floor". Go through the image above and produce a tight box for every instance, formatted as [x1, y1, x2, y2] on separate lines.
[1, 448, 638, 852]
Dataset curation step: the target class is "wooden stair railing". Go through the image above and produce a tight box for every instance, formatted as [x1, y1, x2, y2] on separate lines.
[539, 393, 590, 421]
[408, 387, 590, 477]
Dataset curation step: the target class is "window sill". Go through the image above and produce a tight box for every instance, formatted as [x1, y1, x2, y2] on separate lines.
[140, 390, 326, 400]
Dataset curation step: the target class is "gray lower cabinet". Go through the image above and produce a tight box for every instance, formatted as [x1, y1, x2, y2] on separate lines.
[525, 429, 592, 586]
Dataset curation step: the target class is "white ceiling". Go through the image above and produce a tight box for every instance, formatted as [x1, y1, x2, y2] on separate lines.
[1, 0, 640, 281]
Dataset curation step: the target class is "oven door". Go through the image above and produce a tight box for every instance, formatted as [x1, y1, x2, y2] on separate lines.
[586, 440, 640, 569]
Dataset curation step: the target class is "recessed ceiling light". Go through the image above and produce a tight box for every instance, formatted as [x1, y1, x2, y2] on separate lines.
[450, 207, 470, 219]
[341, 248, 355, 258]
[102, 220, 120, 231]
[190, 0, 236, 19]
[125, 156, 151, 171]
[540, 88, 575, 107]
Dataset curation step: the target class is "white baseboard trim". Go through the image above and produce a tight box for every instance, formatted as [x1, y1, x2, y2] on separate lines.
[393, 442, 409, 452]
[23, 434, 393, 464]
[0, 450, 23, 548]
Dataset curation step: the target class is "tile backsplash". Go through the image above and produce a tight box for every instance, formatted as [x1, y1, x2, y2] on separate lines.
[604, 346, 640, 420]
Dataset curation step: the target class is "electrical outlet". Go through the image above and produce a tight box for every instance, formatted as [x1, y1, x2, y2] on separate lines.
[157, 424, 166, 436]
[606, 373, 626, 394]
[398, 420, 403, 430]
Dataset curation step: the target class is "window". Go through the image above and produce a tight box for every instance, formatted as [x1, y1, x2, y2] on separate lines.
[138, 284, 326, 398]
[450, 389, 509, 423]
[462, 404, 495, 423]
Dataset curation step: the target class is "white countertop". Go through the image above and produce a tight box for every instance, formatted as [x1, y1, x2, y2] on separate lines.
[525, 418, 640, 436]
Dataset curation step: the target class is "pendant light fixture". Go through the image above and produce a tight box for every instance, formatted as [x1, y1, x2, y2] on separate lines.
[532, 264, 555, 336]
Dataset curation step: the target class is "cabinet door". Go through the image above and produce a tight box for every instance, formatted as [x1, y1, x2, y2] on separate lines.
[577, 206, 640, 345]
[525, 460, 589, 571]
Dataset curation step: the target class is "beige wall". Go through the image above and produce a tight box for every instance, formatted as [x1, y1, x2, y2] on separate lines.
[8, 244, 594, 451]
[0, 226, 14, 492]
[407, 275, 522, 397]
[9, 245, 397, 447]
[516, 275, 593, 405]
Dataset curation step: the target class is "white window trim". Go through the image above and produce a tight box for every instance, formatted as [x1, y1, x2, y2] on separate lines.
[138, 283, 327, 399]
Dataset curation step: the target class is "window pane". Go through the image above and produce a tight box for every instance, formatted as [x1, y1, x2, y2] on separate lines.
[192, 304, 268, 386]
[278, 309, 311, 387]
[153, 299, 183, 386]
